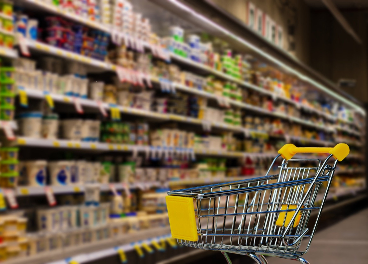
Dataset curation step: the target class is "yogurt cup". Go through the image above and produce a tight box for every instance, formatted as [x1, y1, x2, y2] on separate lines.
[61, 119, 83, 140]
[1, 105, 14, 120]
[89, 81, 104, 101]
[49, 161, 71, 186]
[41, 114, 59, 139]
[26, 160, 47, 186]
[1, 172, 18, 188]
[0, 92, 15, 107]
[18, 112, 43, 138]
[1, 79, 15, 93]
[1, 160, 18, 174]
[0, 147, 18, 161]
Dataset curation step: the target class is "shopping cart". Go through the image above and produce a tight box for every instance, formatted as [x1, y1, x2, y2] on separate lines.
[166, 143, 349, 264]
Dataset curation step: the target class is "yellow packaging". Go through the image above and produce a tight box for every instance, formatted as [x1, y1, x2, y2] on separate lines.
[17, 218, 27, 233]
[4, 217, 17, 232]
[0, 243, 7, 261]
[6, 246, 20, 259]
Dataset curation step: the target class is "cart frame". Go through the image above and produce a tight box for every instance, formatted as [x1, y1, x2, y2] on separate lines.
[166, 144, 350, 264]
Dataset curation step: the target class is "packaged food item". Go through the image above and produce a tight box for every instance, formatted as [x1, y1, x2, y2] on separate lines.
[0, 147, 18, 161]
[1, 80, 15, 93]
[0, 92, 14, 107]
[49, 161, 71, 186]
[89, 81, 104, 101]
[1, 105, 14, 120]
[85, 183, 100, 205]
[17, 112, 43, 138]
[110, 193, 124, 215]
[1, 160, 18, 174]
[24, 160, 47, 186]
[118, 162, 135, 183]
[61, 119, 83, 140]
[41, 114, 59, 139]
[1, 172, 18, 188]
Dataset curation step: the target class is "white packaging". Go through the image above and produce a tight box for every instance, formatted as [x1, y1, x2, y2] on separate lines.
[41, 114, 59, 139]
[70, 161, 79, 184]
[92, 162, 101, 182]
[18, 112, 43, 138]
[61, 119, 83, 140]
[85, 183, 100, 205]
[49, 161, 71, 186]
[89, 81, 104, 101]
[76, 160, 87, 184]
[25, 160, 47, 186]
[79, 78, 88, 98]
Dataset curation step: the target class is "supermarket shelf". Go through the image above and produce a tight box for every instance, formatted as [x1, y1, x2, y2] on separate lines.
[16, 137, 360, 160]
[21, 40, 337, 125]
[315, 186, 366, 203]
[6, 226, 171, 264]
[0, 47, 18, 59]
[16, 181, 163, 196]
[22, 0, 110, 32]
[23, 39, 116, 71]
[336, 126, 362, 137]
[335, 169, 365, 175]
[171, 54, 337, 122]
[169, 176, 252, 186]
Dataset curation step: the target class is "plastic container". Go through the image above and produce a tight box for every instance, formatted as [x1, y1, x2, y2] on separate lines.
[26, 160, 47, 186]
[111, 194, 124, 215]
[17, 218, 27, 233]
[49, 161, 71, 186]
[89, 81, 104, 101]
[0, 147, 18, 161]
[0, 80, 15, 93]
[18, 112, 42, 138]
[118, 162, 135, 183]
[3, 33, 14, 48]
[1, 160, 18, 174]
[2, 18, 13, 32]
[0, 92, 15, 107]
[1, 105, 14, 120]
[41, 114, 58, 139]
[85, 183, 100, 205]
[1, 172, 18, 188]
[61, 119, 83, 140]
[0, 67, 14, 82]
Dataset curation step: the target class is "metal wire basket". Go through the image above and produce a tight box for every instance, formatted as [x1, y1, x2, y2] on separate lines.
[166, 144, 350, 264]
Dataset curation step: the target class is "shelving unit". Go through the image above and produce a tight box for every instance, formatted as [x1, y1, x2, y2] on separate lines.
[0, 1, 364, 264]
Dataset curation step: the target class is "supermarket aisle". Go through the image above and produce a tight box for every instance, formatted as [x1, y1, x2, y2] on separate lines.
[269, 208, 368, 264]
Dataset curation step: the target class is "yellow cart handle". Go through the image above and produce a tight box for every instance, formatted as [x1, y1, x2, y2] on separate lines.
[278, 143, 349, 161]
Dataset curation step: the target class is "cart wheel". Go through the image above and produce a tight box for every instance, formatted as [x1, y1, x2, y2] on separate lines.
[221, 252, 232, 264]
[248, 253, 263, 264]
[298, 257, 310, 264]
[257, 255, 268, 264]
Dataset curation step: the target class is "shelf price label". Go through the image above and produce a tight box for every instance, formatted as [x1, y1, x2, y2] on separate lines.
[142, 243, 153, 254]
[110, 106, 121, 121]
[151, 240, 163, 251]
[2, 121, 15, 140]
[45, 187, 56, 206]
[117, 248, 127, 263]
[73, 97, 83, 114]
[18, 87, 28, 107]
[167, 238, 177, 248]
[0, 189, 7, 211]
[4, 189, 18, 209]
[44, 92, 54, 109]
[134, 244, 144, 258]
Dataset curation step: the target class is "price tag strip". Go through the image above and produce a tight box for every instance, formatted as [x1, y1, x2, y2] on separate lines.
[2, 121, 15, 140]
[0, 189, 7, 210]
[134, 244, 144, 258]
[44, 91, 54, 109]
[45, 187, 56, 206]
[18, 87, 28, 107]
[142, 243, 153, 254]
[4, 189, 18, 209]
[116, 248, 127, 263]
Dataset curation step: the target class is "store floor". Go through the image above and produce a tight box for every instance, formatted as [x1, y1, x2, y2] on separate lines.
[268, 208, 368, 264]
